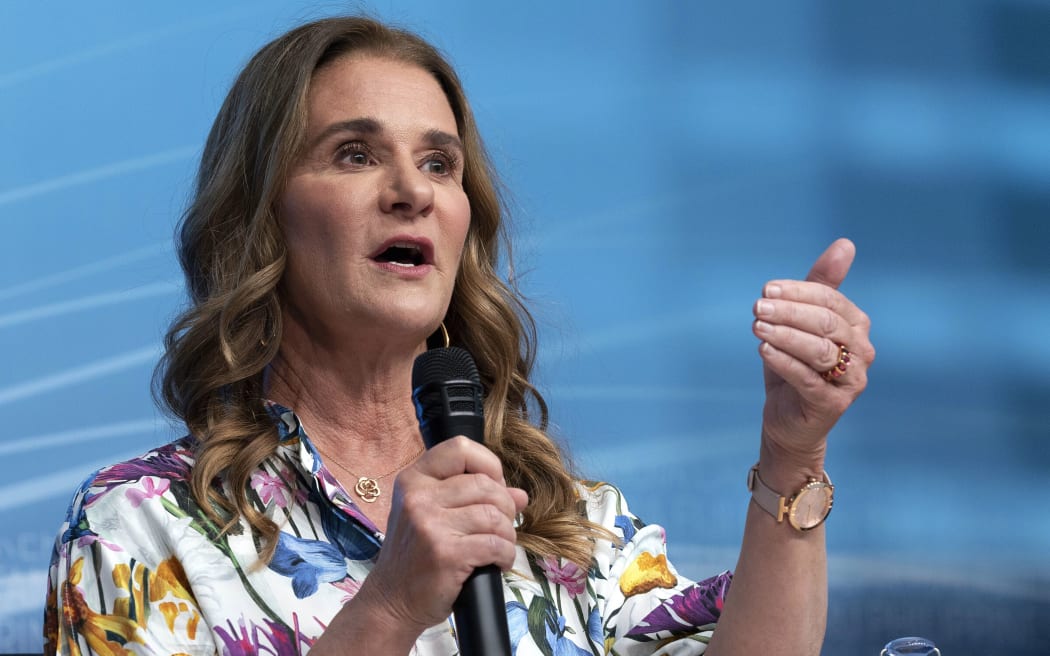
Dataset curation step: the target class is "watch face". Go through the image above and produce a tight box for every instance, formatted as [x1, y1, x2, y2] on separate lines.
[789, 482, 833, 530]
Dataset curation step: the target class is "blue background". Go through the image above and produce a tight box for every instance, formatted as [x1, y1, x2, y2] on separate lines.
[2, 1, 1048, 653]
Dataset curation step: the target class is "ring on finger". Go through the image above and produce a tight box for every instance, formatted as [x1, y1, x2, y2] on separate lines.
[821, 343, 851, 382]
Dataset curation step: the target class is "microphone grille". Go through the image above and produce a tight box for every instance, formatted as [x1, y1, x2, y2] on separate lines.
[412, 346, 481, 388]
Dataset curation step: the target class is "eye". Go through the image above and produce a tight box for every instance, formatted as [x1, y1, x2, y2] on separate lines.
[335, 141, 375, 167]
[421, 151, 459, 177]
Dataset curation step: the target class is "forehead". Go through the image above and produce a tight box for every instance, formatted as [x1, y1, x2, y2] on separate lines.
[304, 55, 459, 137]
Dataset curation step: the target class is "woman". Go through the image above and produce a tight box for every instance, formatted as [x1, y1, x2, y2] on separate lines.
[45, 16, 873, 656]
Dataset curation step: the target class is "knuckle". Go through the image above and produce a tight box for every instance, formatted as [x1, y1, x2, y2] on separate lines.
[480, 504, 501, 529]
[821, 286, 836, 309]
[390, 469, 415, 493]
[823, 340, 839, 367]
[401, 488, 437, 522]
[821, 309, 838, 336]
[400, 488, 423, 514]
[471, 472, 491, 495]
[857, 310, 872, 330]
[490, 503, 508, 528]
[499, 495, 518, 521]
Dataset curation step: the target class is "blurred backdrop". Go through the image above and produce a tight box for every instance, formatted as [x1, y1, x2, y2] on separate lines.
[2, 1, 1048, 653]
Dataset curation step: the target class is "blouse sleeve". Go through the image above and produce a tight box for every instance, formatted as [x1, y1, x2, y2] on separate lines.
[44, 471, 216, 656]
[583, 482, 733, 656]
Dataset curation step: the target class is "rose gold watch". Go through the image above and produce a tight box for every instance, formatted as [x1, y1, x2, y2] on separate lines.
[747, 463, 834, 531]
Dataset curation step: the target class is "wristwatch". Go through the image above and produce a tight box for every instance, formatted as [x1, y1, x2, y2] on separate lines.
[747, 463, 834, 531]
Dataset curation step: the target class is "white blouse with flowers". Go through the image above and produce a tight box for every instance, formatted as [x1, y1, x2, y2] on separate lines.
[45, 402, 731, 655]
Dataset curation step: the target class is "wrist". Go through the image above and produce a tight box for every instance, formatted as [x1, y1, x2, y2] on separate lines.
[317, 578, 426, 655]
[758, 433, 825, 493]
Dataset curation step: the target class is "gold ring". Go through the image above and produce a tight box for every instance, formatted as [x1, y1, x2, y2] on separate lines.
[822, 343, 851, 382]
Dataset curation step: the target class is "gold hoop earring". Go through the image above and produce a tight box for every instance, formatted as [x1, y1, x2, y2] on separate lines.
[260, 322, 277, 347]
[426, 321, 451, 350]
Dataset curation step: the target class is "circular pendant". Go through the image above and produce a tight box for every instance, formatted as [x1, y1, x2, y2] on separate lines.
[354, 477, 380, 503]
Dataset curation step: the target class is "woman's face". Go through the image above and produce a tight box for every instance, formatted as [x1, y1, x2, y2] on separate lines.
[278, 56, 471, 351]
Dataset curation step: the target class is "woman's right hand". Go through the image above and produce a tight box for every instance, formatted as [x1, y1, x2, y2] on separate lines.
[341, 435, 529, 642]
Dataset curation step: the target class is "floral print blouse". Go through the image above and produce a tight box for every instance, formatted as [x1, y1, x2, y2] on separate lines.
[45, 402, 731, 655]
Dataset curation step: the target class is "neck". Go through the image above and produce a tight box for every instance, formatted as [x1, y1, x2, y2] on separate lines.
[265, 317, 427, 472]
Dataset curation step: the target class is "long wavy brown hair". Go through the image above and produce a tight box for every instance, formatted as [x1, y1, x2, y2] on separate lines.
[155, 16, 608, 568]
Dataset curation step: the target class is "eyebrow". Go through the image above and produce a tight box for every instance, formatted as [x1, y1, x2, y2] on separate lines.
[310, 117, 463, 153]
[421, 128, 463, 152]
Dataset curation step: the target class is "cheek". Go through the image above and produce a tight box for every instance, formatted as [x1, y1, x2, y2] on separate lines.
[281, 190, 363, 256]
[278, 185, 321, 250]
[447, 192, 472, 257]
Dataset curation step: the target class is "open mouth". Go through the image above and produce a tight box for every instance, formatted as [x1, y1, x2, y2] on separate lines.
[372, 241, 429, 267]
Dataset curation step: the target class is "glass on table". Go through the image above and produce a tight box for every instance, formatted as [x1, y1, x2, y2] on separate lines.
[881, 636, 940, 656]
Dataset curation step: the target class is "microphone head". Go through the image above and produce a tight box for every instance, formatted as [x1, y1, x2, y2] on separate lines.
[412, 346, 481, 388]
[412, 347, 485, 447]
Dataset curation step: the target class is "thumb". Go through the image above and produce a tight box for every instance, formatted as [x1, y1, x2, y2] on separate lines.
[805, 238, 856, 290]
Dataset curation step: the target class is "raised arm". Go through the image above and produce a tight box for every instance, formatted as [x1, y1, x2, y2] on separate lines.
[707, 238, 875, 656]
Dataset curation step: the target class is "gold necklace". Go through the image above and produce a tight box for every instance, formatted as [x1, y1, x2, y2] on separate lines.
[323, 444, 424, 503]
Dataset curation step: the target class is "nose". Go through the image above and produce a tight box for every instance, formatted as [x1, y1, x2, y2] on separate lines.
[379, 158, 435, 218]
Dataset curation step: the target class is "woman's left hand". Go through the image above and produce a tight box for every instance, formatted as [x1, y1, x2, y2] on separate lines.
[751, 238, 875, 471]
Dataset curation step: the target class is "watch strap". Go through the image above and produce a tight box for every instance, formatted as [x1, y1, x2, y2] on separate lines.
[747, 464, 788, 522]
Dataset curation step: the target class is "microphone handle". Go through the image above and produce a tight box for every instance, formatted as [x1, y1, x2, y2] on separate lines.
[454, 564, 511, 656]
[421, 395, 511, 656]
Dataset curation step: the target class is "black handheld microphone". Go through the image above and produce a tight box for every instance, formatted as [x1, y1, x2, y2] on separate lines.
[412, 347, 512, 656]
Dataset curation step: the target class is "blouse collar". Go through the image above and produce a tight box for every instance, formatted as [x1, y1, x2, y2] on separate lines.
[264, 400, 385, 540]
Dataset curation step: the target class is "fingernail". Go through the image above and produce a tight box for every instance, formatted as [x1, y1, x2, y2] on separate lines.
[755, 320, 772, 335]
[765, 284, 782, 298]
[756, 300, 774, 317]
